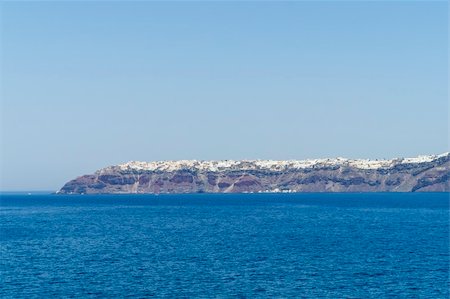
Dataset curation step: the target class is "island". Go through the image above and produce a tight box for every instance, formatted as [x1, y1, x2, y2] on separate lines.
[57, 153, 450, 194]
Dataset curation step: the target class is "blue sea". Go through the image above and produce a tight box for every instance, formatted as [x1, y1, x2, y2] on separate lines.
[1, 193, 449, 298]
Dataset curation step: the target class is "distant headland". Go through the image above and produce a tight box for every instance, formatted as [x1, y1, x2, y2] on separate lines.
[58, 153, 450, 194]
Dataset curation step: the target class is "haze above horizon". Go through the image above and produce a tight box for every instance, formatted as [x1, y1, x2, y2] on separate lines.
[0, 1, 448, 191]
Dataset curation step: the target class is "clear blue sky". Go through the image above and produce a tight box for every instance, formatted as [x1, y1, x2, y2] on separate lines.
[0, 1, 448, 191]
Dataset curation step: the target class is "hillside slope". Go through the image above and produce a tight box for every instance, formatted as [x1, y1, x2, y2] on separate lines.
[58, 153, 450, 194]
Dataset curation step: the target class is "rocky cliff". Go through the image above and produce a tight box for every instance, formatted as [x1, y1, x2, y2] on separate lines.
[58, 153, 450, 194]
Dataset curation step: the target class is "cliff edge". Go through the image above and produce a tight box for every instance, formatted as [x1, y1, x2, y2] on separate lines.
[58, 153, 450, 194]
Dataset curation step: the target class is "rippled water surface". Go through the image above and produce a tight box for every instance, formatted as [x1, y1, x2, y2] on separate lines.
[1, 193, 449, 298]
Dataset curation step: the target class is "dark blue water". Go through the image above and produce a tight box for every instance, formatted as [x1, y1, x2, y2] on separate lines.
[1, 193, 449, 298]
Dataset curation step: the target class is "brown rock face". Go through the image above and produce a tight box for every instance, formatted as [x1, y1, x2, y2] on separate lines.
[58, 154, 450, 194]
